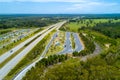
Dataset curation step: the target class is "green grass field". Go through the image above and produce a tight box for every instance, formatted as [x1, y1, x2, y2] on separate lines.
[61, 19, 120, 32]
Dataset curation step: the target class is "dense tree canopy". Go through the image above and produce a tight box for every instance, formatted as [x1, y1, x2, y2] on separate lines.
[22, 54, 68, 80]
[0, 17, 59, 29]
[40, 45, 120, 80]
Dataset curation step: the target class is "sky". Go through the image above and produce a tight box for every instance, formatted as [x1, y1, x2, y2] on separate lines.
[0, 0, 120, 14]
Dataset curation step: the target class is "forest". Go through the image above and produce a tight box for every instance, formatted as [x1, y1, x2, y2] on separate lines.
[76, 19, 120, 39]
[22, 54, 68, 80]
[0, 16, 60, 29]
[92, 21, 120, 38]
[40, 45, 120, 80]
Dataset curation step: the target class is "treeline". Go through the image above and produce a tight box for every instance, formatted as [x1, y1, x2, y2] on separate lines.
[0, 29, 12, 35]
[75, 19, 120, 39]
[24, 28, 43, 46]
[73, 33, 95, 56]
[92, 22, 120, 39]
[0, 17, 59, 29]
[22, 54, 68, 80]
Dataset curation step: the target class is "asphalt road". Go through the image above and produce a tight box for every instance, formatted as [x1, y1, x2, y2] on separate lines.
[73, 33, 84, 52]
[13, 22, 65, 80]
[58, 32, 84, 54]
[0, 25, 57, 64]
[81, 43, 101, 61]
[13, 32, 58, 80]
[0, 21, 66, 80]
[58, 32, 73, 54]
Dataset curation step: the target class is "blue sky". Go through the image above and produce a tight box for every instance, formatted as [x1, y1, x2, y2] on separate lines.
[0, 0, 120, 14]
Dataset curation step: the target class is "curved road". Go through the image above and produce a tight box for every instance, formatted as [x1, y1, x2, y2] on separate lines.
[13, 22, 65, 80]
[13, 32, 58, 80]
[81, 42, 101, 61]
[0, 21, 66, 80]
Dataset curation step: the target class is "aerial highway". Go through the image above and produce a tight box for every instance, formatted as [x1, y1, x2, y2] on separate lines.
[0, 24, 57, 64]
[0, 21, 65, 63]
[12, 23, 84, 80]
[13, 32, 58, 80]
[13, 22, 67, 80]
[0, 21, 66, 80]
[13, 23, 65, 80]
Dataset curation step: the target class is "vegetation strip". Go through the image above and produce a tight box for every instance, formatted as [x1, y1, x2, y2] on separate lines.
[73, 33, 95, 56]
[0, 29, 13, 35]
[71, 33, 75, 50]
[4, 30, 56, 80]
[0, 28, 43, 68]
[22, 54, 68, 80]
[0, 47, 25, 68]
[24, 29, 44, 47]
[0, 28, 43, 55]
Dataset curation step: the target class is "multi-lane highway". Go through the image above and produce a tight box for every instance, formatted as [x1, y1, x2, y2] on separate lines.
[13, 23, 66, 80]
[0, 23, 61, 64]
[13, 23, 64, 80]
[13, 32, 58, 80]
[12, 29, 83, 80]
[0, 21, 66, 80]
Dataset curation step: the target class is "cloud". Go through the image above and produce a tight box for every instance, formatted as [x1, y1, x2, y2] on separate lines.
[66, 2, 118, 11]
[0, 0, 88, 2]
[0, 0, 119, 14]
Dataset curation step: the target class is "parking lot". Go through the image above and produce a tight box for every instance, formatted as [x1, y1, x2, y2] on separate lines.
[0, 28, 38, 49]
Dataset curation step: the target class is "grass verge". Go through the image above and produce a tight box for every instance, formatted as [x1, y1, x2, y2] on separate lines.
[4, 30, 56, 80]
[71, 33, 75, 50]
[0, 47, 25, 68]
[0, 28, 43, 55]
